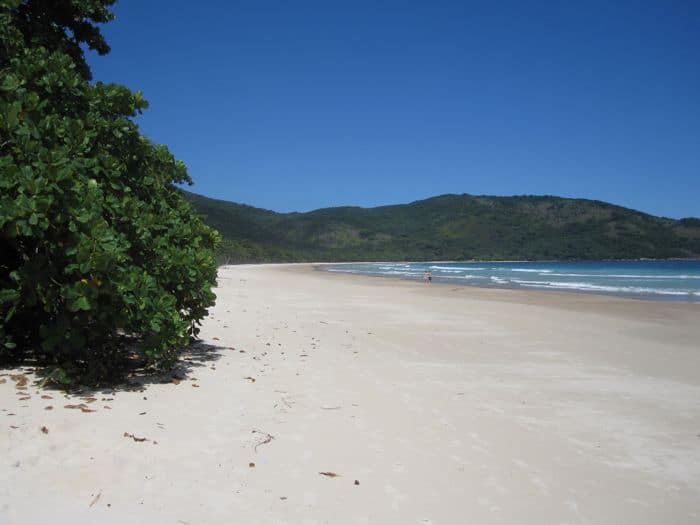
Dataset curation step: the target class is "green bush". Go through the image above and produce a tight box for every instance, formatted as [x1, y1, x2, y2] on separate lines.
[0, 0, 219, 383]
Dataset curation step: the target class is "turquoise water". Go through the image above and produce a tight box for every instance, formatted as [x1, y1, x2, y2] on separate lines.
[321, 260, 700, 303]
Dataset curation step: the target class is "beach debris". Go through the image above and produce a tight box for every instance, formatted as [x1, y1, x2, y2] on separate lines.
[192, 384, 200, 388]
[40, 426, 49, 434]
[19, 396, 30, 401]
[41, 395, 52, 399]
[124, 432, 148, 442]
[171, 378, 181, 385]
[10, 374, 28, 388]
[0, 378, 6, 384]
[64, 403, 95, 413]
[104, 406, 111, 409]
[354, 480, 360, 485]
[274, 397, 294, 411]
[139, 412, 146, 415]
[10, 425, 19, 429]
[212, 337, 220, 341]
[45, 406, 53, 410]
[89, 492, 101, 508]
[320, 405, 341, 410]
[244, 376, 256, 383]
[280, 496, 287, 500]
[249, 462, 255, 468]
[252, 429, 274, 452]
[84, 397, 97, 403]
[319, 472, 339, 478]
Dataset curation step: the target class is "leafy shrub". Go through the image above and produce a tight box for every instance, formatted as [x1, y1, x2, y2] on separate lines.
[0, 0, 219, 383]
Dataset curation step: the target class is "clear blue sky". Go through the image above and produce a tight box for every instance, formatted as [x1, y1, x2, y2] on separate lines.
[88, 0, 699, 218]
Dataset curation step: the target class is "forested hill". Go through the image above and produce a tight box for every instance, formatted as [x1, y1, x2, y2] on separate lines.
[182, 190, 700, 263]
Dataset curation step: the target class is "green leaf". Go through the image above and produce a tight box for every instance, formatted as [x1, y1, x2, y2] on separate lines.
[0, 289, 20, 304]
[1, 75, 20, 92]
[69, 296, 91, 312]
[6, 102, 20, 128]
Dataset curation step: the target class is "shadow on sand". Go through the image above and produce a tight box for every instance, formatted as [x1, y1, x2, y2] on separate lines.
[1, 341, 228, 397]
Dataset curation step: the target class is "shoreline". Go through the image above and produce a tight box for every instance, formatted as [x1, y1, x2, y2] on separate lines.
[314, 261, 700, 305]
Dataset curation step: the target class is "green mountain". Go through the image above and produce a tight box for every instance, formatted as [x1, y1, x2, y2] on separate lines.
[182, 190, 700, 263]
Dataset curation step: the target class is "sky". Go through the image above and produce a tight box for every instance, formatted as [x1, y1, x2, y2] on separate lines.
[87, 0, 700, 218]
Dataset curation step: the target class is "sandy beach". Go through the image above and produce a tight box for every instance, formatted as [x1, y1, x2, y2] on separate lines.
[2, 263, 700, 524]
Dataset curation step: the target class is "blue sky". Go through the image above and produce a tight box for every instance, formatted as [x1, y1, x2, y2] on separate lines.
[88, 1, 699, 218]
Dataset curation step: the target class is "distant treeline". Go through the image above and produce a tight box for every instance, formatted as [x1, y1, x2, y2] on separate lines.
[182, 191, 700, 264]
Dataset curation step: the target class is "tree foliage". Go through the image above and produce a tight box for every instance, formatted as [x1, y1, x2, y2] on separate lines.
[0, 0, 219, 383]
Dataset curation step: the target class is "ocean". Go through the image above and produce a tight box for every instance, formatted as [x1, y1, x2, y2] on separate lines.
[321, 260, 700, 303]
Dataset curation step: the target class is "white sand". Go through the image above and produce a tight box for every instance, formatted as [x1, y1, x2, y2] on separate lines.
[2, 263, 700, 524]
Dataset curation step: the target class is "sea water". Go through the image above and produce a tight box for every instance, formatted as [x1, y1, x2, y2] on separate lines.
[321, 260, 700, 303]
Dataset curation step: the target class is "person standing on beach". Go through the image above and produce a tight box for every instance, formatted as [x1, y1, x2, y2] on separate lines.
[427, 271, 432, 283]
[423, 271, 430, 283]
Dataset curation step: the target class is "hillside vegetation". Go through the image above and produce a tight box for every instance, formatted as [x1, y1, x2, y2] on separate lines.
[183, 191, 700, 263]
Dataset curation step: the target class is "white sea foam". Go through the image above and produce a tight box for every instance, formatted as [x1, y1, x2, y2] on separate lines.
[490, 276, 509, 284]
[510, 268, 553, 273]
[430, 265, 486, 271]
[379, 270, 421, 276]
[545, 273, 700, 280]
[510, 279, 694, 296]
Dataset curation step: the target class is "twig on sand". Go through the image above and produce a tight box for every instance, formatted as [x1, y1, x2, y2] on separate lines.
[89, 492, 101, 508]
[319, 471, 339, 478]
[252, 429, 274, 452]
[124, 432, 148, 442]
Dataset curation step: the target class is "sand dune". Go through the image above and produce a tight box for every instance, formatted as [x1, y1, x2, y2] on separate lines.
[2, 264, 699, 524]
